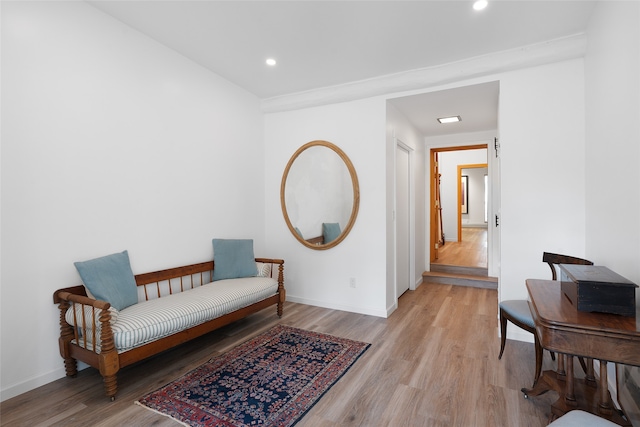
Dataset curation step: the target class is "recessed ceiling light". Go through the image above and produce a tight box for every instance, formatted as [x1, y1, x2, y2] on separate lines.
[266, 58, 277, 66]
[437, 116, 462, 124]
[473, 0, 488, 11]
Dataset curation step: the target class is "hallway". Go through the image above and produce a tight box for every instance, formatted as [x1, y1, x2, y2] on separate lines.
[432, 227, 487, 268]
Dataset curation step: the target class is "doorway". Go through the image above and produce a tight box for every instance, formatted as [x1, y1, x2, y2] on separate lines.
[395, 141, 412, 298]
[387, 80, 500, 281]
[430, 145, 488, 270]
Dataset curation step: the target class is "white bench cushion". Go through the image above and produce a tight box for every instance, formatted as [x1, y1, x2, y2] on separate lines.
[73, 276, 278, 352]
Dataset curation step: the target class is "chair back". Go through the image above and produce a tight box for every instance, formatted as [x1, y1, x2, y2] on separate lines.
[542, 252, 593, 280]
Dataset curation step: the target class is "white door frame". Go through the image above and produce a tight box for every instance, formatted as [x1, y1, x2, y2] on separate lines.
[426, 142, 499, 277]
[395, 139, 415, 301]
[487, 136, 501, 279]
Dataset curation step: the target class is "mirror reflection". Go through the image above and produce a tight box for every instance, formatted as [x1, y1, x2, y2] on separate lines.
[281, 141, 359, 250]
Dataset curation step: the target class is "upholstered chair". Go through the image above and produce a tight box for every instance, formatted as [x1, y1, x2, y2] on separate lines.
[498, 252, 593, 385]
[547, 410, 618, 427]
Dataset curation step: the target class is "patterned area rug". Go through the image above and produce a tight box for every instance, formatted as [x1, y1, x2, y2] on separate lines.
[136, 324, 370, 427]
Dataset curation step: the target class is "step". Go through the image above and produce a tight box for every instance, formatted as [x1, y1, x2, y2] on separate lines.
[430, 263, 488, 277]
[422, 267, 498, 290]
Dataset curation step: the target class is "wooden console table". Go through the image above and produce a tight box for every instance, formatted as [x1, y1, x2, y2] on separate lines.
[523, 279, 640, 425]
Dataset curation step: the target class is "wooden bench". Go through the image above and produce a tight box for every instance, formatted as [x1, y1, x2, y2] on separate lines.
[53, 258, 285, 400]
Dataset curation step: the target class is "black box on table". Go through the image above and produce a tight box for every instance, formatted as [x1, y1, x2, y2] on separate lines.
[559, 264, 637, 317]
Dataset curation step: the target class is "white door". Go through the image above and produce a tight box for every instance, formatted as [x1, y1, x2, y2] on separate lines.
[396, 143, 411, 298]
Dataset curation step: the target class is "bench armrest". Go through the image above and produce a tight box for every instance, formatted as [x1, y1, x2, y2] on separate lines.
[54, 287, 115, 354]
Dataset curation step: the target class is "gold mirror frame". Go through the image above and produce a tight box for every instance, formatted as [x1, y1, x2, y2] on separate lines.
[280, 140, 360, 250]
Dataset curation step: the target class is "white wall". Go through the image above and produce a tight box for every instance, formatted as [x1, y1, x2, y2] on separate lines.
[498, 59, 587, 304]
[264, 99, 427, 319]
[264, 99, 389, 317]
[584, 1, 640, 286]
[386, 103, 427, 306]
[1, 2, 264, 400]
[584, 1, 640, 404]
[462, 167, 488, 227]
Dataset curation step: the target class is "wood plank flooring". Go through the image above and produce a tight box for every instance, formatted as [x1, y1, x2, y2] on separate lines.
[433, 227, 487, 268]
[1, 283, 556, 426]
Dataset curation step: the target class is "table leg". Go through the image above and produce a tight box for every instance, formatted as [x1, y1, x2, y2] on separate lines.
[564, 355, 577, 406]
[585, 357, 597, 387]
[521, 354, 567, 398]
[557, 353, 566, 380]
[598, 361, 613, 415]
[524, 355, 630, 425]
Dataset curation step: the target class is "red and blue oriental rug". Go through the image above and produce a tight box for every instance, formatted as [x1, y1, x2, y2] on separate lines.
[135, 324, 370, 427]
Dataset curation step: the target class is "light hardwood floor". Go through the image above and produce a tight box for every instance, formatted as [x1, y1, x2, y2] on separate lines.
[1, 283, 556, 426]
[432, 227, 488, 268]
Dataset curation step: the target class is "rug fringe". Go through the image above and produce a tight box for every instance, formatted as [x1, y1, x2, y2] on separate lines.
[134, 400, 191, 427]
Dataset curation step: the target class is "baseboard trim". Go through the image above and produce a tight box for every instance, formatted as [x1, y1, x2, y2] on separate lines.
[286, 295, 388, 318]
[1, 367, 66, 402]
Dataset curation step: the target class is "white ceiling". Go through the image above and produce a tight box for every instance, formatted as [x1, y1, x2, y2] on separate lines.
[388, 80, 500, 137]
[88, 0, 596, 136]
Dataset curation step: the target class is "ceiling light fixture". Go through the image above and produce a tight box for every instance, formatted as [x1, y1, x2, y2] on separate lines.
[473, 0, 488, 11]
[437, 116, 462, 124]
[266, 58, 277, 66]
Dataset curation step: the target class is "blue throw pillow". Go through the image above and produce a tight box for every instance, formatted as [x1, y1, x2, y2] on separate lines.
[323, 223, 341, 244]
[74, 250, 138, 311]
[212, 239, 258, 281]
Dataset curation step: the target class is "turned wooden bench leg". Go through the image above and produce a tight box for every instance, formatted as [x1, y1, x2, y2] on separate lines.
[98, 309, 120, 400]
[277, 262, 285, 318]
[103, 374, 118, 401]
[63, 357, 78, 377]
[58, 299, 79, 378]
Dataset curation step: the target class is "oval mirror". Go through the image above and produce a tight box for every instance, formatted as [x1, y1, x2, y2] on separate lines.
[281, 140, 360, 250]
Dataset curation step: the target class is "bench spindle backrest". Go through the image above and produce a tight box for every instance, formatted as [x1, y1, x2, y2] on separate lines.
[134, 261, 214, 302]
